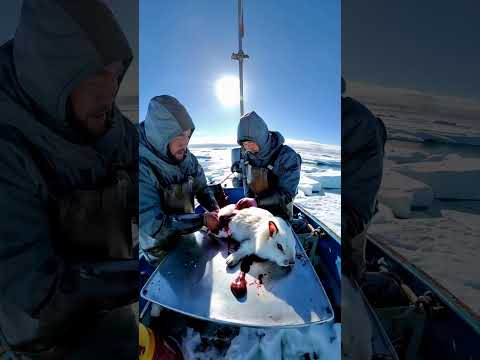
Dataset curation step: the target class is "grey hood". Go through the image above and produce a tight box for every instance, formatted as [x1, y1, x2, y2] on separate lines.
[143, 95, 195, 163]
[13, 0, 133, 139]
[0, 0, 136, 189]
[237, 111, 284, 167]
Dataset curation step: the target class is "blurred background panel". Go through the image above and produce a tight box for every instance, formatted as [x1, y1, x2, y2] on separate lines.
[0, 0, 139, 123]
[342, 1, 480, 359]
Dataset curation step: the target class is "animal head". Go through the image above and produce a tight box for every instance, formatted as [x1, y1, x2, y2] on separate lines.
[258, 217, 296, 268]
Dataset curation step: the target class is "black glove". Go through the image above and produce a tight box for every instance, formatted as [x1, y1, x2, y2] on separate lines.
[196, 188, 219, 212]
[256, 190, 292, 210]
[154, 213, 206, 246]
[231, 161, 241, 173]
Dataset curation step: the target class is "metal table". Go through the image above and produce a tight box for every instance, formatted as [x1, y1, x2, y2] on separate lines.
[141, 230, 334, 328]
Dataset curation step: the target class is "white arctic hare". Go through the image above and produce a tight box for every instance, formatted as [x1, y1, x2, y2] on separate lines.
[223, 206, 296, 268]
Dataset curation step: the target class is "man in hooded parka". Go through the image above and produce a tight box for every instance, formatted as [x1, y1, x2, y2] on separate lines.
[341, 77, 387, 360]
[139, 95, 220, 264]
[0, 0, 138, 358]
[236, 111, 302, 221]
[341, 76, 387, 279]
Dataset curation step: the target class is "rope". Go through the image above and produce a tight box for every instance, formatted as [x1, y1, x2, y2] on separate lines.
[219, 172, 235, 185]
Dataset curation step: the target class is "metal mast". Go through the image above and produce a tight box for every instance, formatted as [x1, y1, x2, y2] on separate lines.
[231, 0, 249, 116]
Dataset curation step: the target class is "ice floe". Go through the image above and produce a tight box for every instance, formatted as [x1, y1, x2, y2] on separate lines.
[378, 170, 434, 218]
[393, 154, 480, 200]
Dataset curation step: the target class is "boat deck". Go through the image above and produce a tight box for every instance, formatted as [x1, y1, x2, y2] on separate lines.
[140, 229, 334, 327]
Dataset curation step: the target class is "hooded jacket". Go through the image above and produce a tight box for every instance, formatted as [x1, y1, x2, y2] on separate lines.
[237, 111, 301, 219]
[139, 96, 218, 261]
[0, 0, 137, 354]
[342, 96, 386, 277]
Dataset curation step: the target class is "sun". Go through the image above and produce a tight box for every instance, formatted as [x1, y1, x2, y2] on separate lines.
[215, 75, 240, 107]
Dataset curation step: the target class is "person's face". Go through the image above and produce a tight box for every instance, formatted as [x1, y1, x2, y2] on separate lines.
[169, 129, 192, 160]
[242, 141, 260, 153]
[69, 61, 123, 138]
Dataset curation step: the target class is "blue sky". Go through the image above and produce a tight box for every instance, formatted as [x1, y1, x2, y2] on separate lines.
[140, 0, 340, 145]
[342, 0, 479, 100]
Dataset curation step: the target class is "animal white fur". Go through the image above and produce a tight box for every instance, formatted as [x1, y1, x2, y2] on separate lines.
[224, 207, 296, 268]
[218, 204, 237, 220]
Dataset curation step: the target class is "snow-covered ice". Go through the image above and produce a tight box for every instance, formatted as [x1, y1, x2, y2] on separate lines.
[295, 190, 341, 235]
[348, 82, 480, 315]
[373, 156, 480, 315]
[377, 170, 434, 218]
[386, 147, 430, 164]
[369, 207, 480, 314]
[348, 81, 480, 146]
[371, 203, 395, 225]
[392, 154, 480, 200]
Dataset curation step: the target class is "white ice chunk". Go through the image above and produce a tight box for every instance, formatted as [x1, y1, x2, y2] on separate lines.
[378, 170, 434, 218]
[299, 175, 324, 194]
[295, 191, 341, 235]
[372, 203, 395, 224]
[386, 148, 429, 164]
[378, 190, 413, 219]
[307, 169, 341, 189]
[394, 154, 480, 200]
[425, 153, 447, 162]
[298, 184, 313, 196]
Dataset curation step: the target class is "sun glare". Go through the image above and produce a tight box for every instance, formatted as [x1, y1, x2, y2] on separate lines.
[215, 75, 240, 107]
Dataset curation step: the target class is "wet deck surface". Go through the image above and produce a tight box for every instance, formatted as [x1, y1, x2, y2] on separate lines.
[141, 230, 334, 328]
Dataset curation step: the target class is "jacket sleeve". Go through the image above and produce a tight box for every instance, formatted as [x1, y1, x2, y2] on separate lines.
[0, 138, 137, 322]
[342, 97, 385, 238]
[341, 97, 386, 279]
[138, 160, 205, 253]
[191, 156, 219, 211]
[256, 147, 302, 208]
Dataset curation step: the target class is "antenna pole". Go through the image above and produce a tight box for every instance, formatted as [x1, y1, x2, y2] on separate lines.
[231, 0, 249, 116]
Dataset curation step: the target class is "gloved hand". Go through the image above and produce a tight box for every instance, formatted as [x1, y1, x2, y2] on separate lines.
[235, 197, 257, 210]
[203, 211, 220, 232]
[231, 161, 241, 173]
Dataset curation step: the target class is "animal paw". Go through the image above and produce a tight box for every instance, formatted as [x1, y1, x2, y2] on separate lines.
[226, 253, 240, 267]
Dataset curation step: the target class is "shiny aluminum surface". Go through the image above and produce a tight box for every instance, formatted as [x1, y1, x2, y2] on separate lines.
[140, 230, 334, 327]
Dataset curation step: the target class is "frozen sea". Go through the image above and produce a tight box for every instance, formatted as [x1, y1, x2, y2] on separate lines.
[349, 82, 480, 315]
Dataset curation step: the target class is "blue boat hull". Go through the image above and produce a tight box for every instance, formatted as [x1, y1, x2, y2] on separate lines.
[364, 235, 480, 360]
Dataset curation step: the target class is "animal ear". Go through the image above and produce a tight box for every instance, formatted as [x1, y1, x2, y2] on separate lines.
[268, 221, 278, 237]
